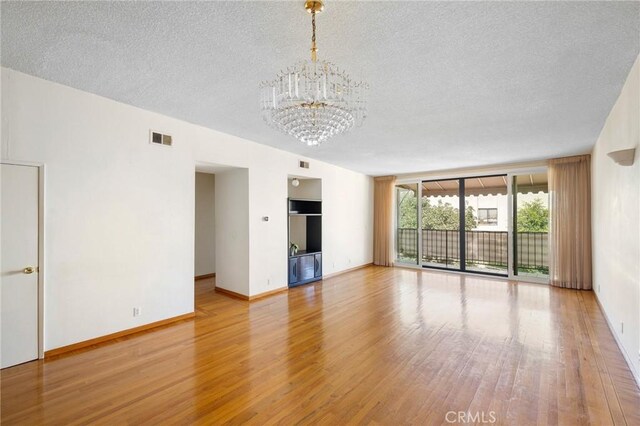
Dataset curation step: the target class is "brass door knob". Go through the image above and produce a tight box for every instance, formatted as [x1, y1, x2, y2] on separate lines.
[23, 266, 35, 274]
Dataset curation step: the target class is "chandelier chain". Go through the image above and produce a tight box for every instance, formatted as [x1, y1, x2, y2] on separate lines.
[312, 11, 316, 44]
[311, 10, 317, 61]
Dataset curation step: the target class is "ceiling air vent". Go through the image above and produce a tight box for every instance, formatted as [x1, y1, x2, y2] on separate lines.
[150, 130, 173, 146]
[299, 160, 310, 169]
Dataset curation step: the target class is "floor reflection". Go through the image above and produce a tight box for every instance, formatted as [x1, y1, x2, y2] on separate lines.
[1, 269, 636, 425]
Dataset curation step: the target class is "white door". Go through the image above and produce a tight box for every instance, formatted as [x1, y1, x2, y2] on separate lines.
[1, 164, 39, 368]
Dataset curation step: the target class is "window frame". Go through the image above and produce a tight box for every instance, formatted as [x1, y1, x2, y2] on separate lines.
[394, 166, 550, 284]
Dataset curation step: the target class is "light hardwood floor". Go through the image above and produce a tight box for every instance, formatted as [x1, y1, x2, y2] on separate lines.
[2, 266, 639, 425]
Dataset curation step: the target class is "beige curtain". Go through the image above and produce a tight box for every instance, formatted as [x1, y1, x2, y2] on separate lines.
[548, 155, 592, 289]
[373, 176, 396, 266]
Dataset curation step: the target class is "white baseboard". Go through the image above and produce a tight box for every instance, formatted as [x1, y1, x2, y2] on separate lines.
[593, 291, 640, 388]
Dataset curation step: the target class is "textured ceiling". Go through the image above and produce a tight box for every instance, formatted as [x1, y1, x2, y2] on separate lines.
[2, 1, 639, 175]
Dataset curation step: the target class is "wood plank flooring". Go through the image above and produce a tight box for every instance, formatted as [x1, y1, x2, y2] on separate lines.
[2, 266, 639, 425]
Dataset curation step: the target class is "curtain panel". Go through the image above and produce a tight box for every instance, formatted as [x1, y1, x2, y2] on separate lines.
[548, 155, 592, 290]
[373, 176, 396, 266]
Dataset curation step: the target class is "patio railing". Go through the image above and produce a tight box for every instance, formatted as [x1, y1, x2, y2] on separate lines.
[396, 228, 548, 273]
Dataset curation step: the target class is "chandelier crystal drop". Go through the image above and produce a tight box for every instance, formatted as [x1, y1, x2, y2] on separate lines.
[260, 0, 368, 147]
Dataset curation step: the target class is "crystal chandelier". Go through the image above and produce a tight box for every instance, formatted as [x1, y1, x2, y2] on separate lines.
[260, 0, 368, 147]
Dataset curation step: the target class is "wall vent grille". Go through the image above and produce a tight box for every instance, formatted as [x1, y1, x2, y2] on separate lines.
[299, 160, 310, 169]
[150, 130, 173, 146]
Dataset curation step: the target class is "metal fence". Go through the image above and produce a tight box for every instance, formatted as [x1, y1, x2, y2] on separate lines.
[396, 228, 548, 272]
[422, 229, 462, 266]
[397, 228, 418, 260]
[462, 230, 508, 268]
[515, 232, 548, 271]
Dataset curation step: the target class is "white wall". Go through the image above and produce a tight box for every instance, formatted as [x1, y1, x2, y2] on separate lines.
[1, 68, 374, 351]
[194, 172, 215, 277]
[215, 169, 249, 294]
[592, 55, 639, 384]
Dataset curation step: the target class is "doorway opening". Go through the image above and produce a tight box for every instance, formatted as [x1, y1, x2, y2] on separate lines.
[194, 170, 217, 302]
[194, 163, 250, 304]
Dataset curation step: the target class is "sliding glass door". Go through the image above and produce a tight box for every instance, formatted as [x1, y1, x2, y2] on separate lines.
[513, 173, 549, 280]
[421, 179, 461, 270]
[463, 176, 509, 275]
[418, 176, 509, 276]
[396, 169, 549, 282]
[396, 184, 418, 264]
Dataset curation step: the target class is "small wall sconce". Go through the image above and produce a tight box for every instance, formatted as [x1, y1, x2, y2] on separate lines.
[291, 178, 300, 187]
[607, 147, 636, 166]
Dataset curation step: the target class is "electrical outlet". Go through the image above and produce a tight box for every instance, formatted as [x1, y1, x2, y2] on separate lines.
[133, 307, 141, 317]
[267, 279, 271, 287]
[598, 284, 601, 292]
[621, 322, 624, 334]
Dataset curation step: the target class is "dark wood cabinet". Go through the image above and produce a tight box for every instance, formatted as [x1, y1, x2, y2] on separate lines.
[288, 198, 322, 287]
[288, 251, 322, 286]
[314, 253, 322, 277]
[288, 257, 298, 284]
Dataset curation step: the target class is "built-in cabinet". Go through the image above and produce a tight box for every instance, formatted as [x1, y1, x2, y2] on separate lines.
[288, 198, 322, 287]
[288, 252, 322, 286]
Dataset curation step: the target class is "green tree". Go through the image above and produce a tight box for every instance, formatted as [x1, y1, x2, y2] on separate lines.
[397, 189, 478, 230]
[517, 199, 549, 232]
[464, 205, 478, 231]
[422, 199, 476, 230]
[397, 188, 418, 229]
[422, 199, 456, 230]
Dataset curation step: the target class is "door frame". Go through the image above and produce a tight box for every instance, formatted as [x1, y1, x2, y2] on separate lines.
[419, 174, 509, 278]
[2, 160, 45, 359]
[506, 167, 549, 284]
[395, 165, 550, 285]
